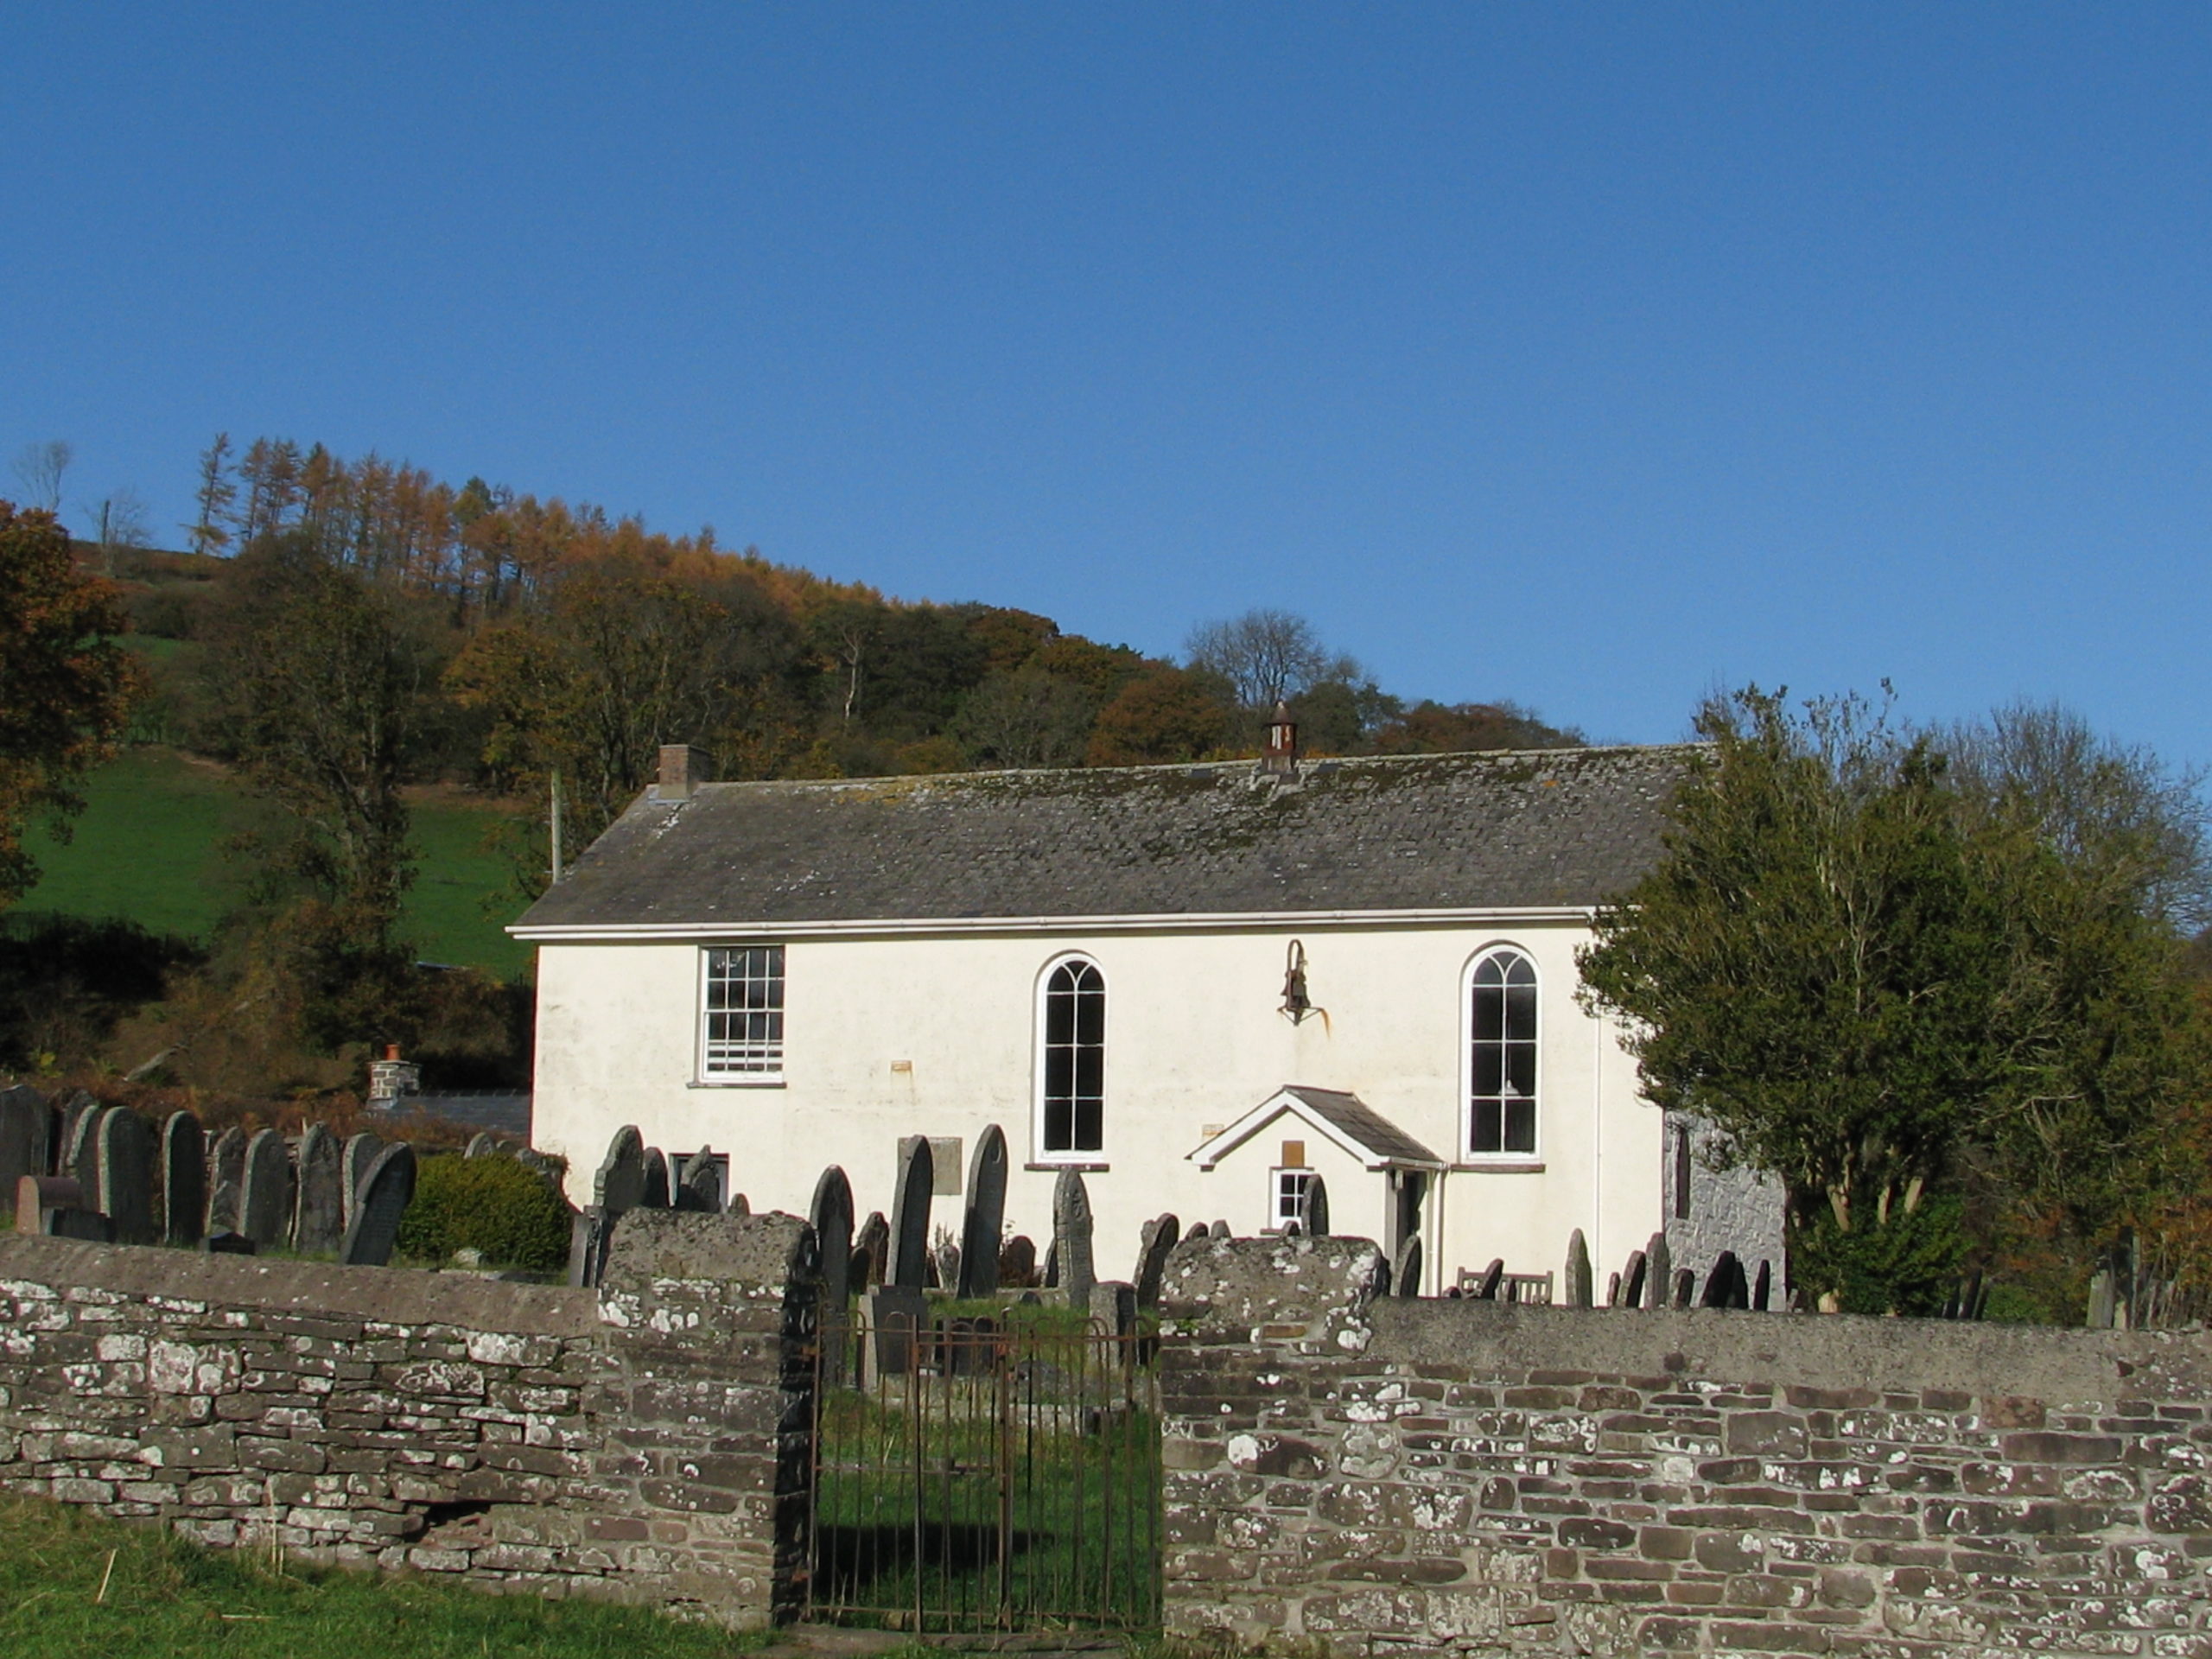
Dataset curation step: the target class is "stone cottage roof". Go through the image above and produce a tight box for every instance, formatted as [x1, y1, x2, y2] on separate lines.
[512, 744, 1698, 932]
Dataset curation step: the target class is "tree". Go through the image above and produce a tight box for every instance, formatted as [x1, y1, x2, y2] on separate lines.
[1085, 666, 1237, 766]
[1576, 687, 2195, 1313]
[186, 434, 237, 556]
[0, 503, 143, 905]
[10, 442, 71, 512]
[84, 488, 150, 577]
[1185, 609, 1359, 711]
[956, 666, 1100, 769]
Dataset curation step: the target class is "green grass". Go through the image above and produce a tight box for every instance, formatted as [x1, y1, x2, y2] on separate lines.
[21, 747, 532, 980]
[0, 1494, 766, 1658]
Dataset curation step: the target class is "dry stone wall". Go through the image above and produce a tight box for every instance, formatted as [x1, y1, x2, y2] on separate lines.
[0, 1208, 816, 1628]
[1157, 1235, 2212, 1658]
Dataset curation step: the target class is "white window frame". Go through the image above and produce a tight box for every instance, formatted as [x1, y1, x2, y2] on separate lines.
[1032, 953, 1106, 1161]
[1461, 944, 1541, 1160]
[696, 943, 785, 1084]
[1270, 1165, 1314, 1233]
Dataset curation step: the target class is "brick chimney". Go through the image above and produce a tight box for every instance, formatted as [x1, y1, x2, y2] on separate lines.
[656, 745, 713, 801]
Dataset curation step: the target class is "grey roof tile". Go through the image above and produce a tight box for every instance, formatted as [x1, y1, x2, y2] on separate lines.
[514, 744, 1699, 931]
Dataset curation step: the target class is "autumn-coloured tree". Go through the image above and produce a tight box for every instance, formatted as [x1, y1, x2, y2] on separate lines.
[0, 502, 144, 904]
[1085, 666, 1237, 766]
[185, 434, 236, 556]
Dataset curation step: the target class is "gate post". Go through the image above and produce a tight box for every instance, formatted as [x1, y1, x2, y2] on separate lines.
[595, 1208, 822, 1627]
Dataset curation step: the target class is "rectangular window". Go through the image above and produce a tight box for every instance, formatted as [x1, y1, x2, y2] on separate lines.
[1272, 1166, 1313, 1232]
[702, 944, 785, 1078]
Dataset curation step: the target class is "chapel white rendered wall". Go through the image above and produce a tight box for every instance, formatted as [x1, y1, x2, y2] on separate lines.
[528, 921, 1663, 1294]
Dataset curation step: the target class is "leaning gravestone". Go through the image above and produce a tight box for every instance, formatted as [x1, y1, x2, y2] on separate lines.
[340, 1131, 384, 1229]
[0, 1084, 50, 1197]
[238, 1128, 294, 1248]
[207, 1127, 246, 1233]
[640, 1148, 671, 1210]
[1133, 1213, 1179, 1310]
[594, 1126, 647, 1217]
[1390, 1234, 1422, 1299]
[676, 1147, 722, 1213]
[1304, 1175, 1330, 1238]
[97, 1109, 158, 1246]
[810, 1166, 855, 1347]
[1644, 1232, 1672, 1311]
[1618, 1249, 1648, 1311]
[956, 1125, 1008, 1299]
[1565, 1228, 1595, 1309]
[340, 1142, 417, 1267]
[293, 1124, 344, 1256]
[1052, 1168, 1096, 1306]
[162, 1112, 207, 1248]
[887, 1136, 934, 1290]
[854, 1211, 889, 1290]
[1472, 1258, 1505, 1300]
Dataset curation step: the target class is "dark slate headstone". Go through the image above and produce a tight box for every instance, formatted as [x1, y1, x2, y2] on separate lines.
[1052, 1167, 1095, 1306]
[293, 1123, 344, 1256]
[238, 1128, 293, 1248]
[676, 1147, 722, 1213]
[1565, 1228, 1594, 1310]
[465, 1132, 496, 1159]
[1133, 1213, 1179, 1309]
[1042, 1238, 1058, 1288]
[957, 1125, 1008, 1299]
[1304, 1176, 1330, 1238]
[641, 1148, 671, 1210]
[887, 1135, 934, 1290]
[340, 1131, 383, 1229]
[340, 1142, 416, 1268]
[1208, 1219, 1229, 1239]
[863, 1284, 928, 1384]
[97, 1109, 158, 1246]
[162, 1112, 206, 1249]
[1618, 1249, 1648, 1310]
[1606, 1271, 1621, 1307]
[1086, 1280, 1137, 1338]
[202, 1231, 256, 1255]
[1473, 1258, 1504, 1300]
[1390, 1235, 1422, 1299]
[67, 1103, 111, 1197]
[60, 1094, 101, 1180]
[0, 1084, 49, 1197]
[1671, 1268, 1695, 1308]
[1184, 1221, 1210, 1243]
[854, 1211, 889, 1290]
[1644, 1232, 1672, 1311]
[47, 1207, 115, 1243]
[810, 1165, 856, 1380]
[999, 1233, 1037, 1287]
[18, 1175, 80, 1234]
[1752, 1260, 1772, 1312]
[207, 1127, 246, 1234]
[594, 1126, 646, 1217]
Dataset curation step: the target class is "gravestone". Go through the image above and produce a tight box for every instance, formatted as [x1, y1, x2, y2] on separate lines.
[641, 1149, 671, 1210]
[97, 1109, 158, 1245]
[565, 1210, 601, 1288]
[162, 1112, 207, 1248]
[465, 1133, 495, 1159]
[203, 1232, 256, 1255]
[1133, 1213, 1179, 1309]
[1390, 1235, 1422, 1299]
[863, 1284, 929, 1386]
[810, 1166, 856, 1383]
[1644, 1232, 1672, 1311]
[207, 1127, 246, 1233]
[1042, 1239, 1058, 1288]
[887, 1136, 934, 1290]
[1052, 1168, 1096, 1306]
[854, 1211, 889, 1290]
[67, 1103, 110, 1197]
[340, 1142, 417, 1267]
[728, 1192, 750, 1217]
[1670, 1268, 1695, 1308]
[60, 1094, 101, 1178]
[1086, 1280, 1137, 1341]
[1605, 1271, 1621, 1307]
[1304, 1175, 1330, 1237]
[1184, 1221, 1210, 1243]
[999, 1233, 1037, 1287]
[340, 1131, 384, 1228]
[18, 1175, 80, 1234]
[47, 1208, 116, 1243]
[1208, 1219, 1229, 1239]
[1752, 1259, 1772, 1312]
[594, 1126, 646, 1217]
[238, 1128, 294, 1248]
[293, 1124, 344, 1255]
[0, 1084, 49, 1197]
[1472, 1258, 1504, 1300]
[1565, 1228, 1594, 1309]
[676, 1147, 722, 1213]
[1618, 1249, 1648, 1311]
[956, 1125, 1008, 1299]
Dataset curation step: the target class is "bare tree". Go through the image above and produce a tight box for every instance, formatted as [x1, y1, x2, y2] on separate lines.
[1185, 607, 1359, 710]
[10, 441, 72, 512]
[84, 488, 150, 576]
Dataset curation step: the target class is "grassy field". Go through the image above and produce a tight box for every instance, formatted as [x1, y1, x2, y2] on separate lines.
[20, 747, 534, 980]
[0, 1494, 763, 1658]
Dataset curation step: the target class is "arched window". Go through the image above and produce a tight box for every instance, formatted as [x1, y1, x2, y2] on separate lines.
[1038, 957, 1105, 1155]
[1467, 947, 1538, 1156]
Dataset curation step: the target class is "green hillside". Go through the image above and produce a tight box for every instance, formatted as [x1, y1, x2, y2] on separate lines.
[20, 747, 534, 979]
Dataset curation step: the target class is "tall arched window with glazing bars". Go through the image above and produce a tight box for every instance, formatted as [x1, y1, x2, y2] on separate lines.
[1467, 947, 1538, 1156]
[1039, 957, 1105, 1155]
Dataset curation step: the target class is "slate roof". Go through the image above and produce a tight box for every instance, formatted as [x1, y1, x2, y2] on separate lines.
[1275, 1087, 1445, 1167]
[512, 744, 1698, 932]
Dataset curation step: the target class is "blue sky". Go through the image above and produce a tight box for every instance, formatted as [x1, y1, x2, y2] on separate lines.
[5, 5, 2208, 768]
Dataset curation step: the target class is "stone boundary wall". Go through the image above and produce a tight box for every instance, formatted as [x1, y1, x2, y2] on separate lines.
[1157, 1235, 2212, 1658]
[0, 1209, 817, 1628]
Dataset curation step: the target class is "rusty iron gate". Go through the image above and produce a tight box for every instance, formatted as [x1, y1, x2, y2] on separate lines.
[804, 1300, 1161, 1632]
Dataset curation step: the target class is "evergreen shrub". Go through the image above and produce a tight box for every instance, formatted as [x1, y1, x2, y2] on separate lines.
[397, 1153, 569, 1272]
